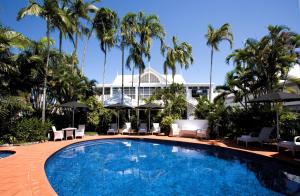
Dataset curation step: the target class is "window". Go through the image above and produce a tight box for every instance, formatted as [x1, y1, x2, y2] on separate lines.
[150, 74, 160, 83]
[124, 87, 135, 99]
[98, 87, 110, 95]
[112, 87, 135, 99]
[189, 87, 208, 98]
[141, 73, 160, 83]
[138, 87, 159, 99]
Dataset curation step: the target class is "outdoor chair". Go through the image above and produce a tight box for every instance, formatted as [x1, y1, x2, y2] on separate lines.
[121, 122, 132, 135]
[151, 123, 161, 135]
[52, 126, 64, 141]
[75, 125, 85, 138]
[107, 123, 118, 135]
[277, 136, 300, 156]
[170, 123, 179, 137]
[237, 127, 274, 147]
[197, 125, 209, 139]
[138, 123, 148, 135]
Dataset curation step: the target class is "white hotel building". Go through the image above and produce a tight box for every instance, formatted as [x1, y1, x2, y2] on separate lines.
[97, 67, 212, 118]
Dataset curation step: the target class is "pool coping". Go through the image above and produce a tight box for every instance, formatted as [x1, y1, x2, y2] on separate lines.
[0, 135, 299, 196]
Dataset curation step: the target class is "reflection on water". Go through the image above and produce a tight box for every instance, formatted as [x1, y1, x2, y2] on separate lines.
[46, 139, 300, 195]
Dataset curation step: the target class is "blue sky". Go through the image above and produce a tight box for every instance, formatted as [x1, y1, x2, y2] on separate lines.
[0, 0, 300, 86]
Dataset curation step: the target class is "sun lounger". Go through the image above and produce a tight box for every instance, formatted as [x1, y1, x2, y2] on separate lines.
[197, 124, 209, 139]
[170, 123, 179, 136]
[277, 136, 300, 156]
[107, 123, 118, 135]
[121, 123, 132, 135]
[52, 126, 64, 141]
[151, 123, 160, 135]
[237, 127, 274, 147]
[138, 123, 148, 135]
[75, 125, 85, 138]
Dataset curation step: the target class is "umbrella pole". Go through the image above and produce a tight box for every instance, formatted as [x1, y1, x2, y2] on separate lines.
[276, 108, 280, 140]
[118, 110, 120, 133]
[148, 110, 150, 132]
[72, 108, 75, 127]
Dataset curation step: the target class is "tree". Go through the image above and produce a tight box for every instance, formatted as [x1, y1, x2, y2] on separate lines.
[221, 25, 300, 109]
[17, 0, 73, 122]
[120, 12, 137, 104]
[134, 12, 165, 107]
[163, 36, 193, 84]
[205, 23, 233, 102]
[0, 25, 32, 91]
[68, 0, 99, 56]
[93, 8, 118, 103]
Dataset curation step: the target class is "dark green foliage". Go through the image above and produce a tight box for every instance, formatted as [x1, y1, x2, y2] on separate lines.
[154, 83, 187, 118]
[83, 96, 112, 134]
[4, 118, 52, 144]
[279, 110, 300, 140]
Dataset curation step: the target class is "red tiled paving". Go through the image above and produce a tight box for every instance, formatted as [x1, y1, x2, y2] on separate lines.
[0, 135, 299, 196]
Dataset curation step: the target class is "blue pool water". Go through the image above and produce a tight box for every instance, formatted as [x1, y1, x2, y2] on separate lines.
[0, 151, 14, 159]
[45, 139, 300, 195]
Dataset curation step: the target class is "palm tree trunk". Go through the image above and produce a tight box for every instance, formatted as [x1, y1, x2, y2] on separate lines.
[209, 46, 214, 102]
[165, 73, 167, 87]
[102, 44, 107, 103]
[137, 68, 141, 127]
[137, 68, 141, 107]
[74, 32, 78, 57]
[42, 20, 51, 123]
[172, 75, 175, 84]
[81, 31, 92, 72]
[121, 45, 124, 104]
[131, 67, 134, 100]
[59, 31, 62, 54]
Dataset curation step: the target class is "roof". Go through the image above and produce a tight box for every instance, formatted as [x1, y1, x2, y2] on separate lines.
[111, 67, 185, 85]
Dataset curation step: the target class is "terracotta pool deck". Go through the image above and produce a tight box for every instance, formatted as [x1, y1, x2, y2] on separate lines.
[0, 135, 299, 196]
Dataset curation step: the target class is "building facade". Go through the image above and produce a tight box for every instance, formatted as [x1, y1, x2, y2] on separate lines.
[97, 67, 212, 118]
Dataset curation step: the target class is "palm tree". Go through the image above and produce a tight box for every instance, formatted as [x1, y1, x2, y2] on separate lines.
[93, 8, 118, 103]
[57, 0, 74, 54]
[134, 12, 165, 107]
[120, 12, 137, 104]
[205, 23, 233, 102]
[68, 0, 99, 57]
[17, 0, 72, 122]
[163, 36, 193, 84]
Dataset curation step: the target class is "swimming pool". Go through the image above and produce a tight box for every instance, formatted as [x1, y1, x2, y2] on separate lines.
[45, 139, 300, 195]
[0, 150, 15, 159]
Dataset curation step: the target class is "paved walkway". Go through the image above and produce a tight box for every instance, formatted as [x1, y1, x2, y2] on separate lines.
[0, 135, 298, 196]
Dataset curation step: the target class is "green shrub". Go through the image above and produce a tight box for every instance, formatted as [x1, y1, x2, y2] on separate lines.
[280, 111, 299, 140]
[83, 96, 112, 133]
[161, 115, 180, 135]
[5, 118, 52, 143]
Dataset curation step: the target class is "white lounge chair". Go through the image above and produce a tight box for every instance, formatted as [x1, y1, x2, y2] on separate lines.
[237, 127, 274, 148]
[75, 125, 85, 138]
[107, 123, 118, 135]
[52, 126, 64, 141]
[277, 136, 300, 156]
[197, 125, 209, 139]
[138, 123, 148, 135]
[121, 123, 132, 135]
[170, 123, 179, 137]
[151, 123, 161, 135]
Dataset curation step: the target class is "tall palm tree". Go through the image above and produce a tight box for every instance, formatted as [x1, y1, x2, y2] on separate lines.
[120, 13, 137, 104]
[57, 0, 74, 54]
[68, 0, 99, 57]
[205, 23, 233, 102]
[163, 36, 193, 84]
[17, 0, 72, 122]
[93, 8, 118, 102]
[134, 12, 165, 107]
